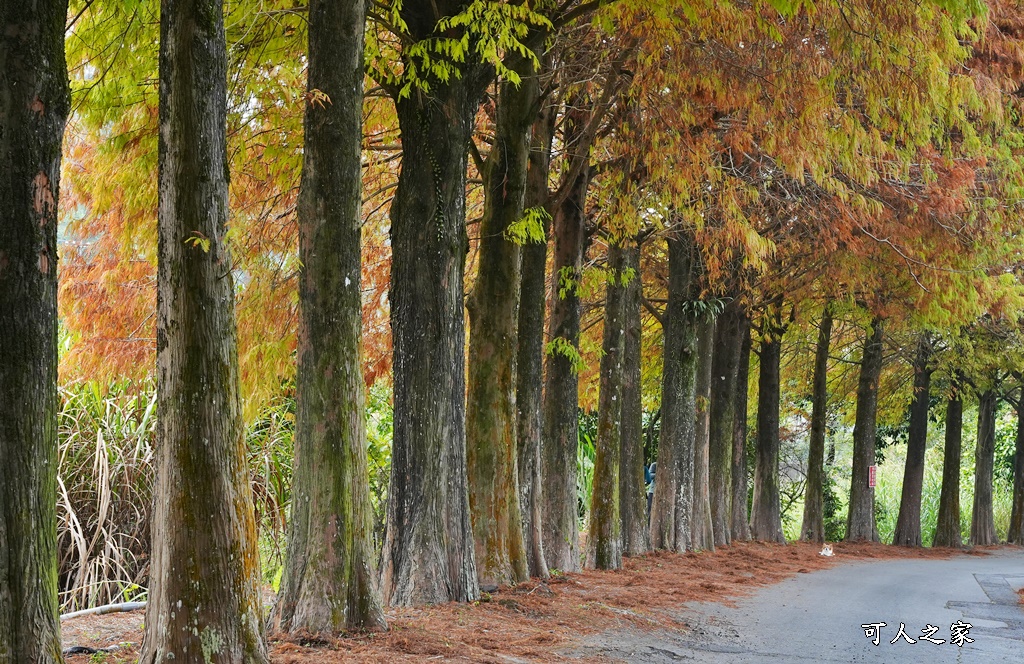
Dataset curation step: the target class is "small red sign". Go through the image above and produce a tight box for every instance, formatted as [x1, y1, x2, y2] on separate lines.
[868, 465, 877, 488]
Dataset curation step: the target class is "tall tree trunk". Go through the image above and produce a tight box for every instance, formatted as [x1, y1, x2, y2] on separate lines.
[650, 228, 700, 552]
[382, 69, 484, 603]
[619, 243, 649, 555]
[750, 313, 785, 543]
[800, 305, 833, 543]
[970, 389, 999, 546]
[587, 244, 627, 569]
[933, 391, 964, 547]
[0, 2, 69, 660]
[515, 105, 555, 580]
[1008, 398, 1024, 544]
[270, 0, 385, 633]
[730, 320, 753, 541]
[845, 318, 885, 543]
[141, 0, 268, 660]
[541, 108, 590, 573]
[709, 301, 743, 547]
[892, 335, 933, 547]
[466, 56, 541, 589]
[691, 315, 716, 551]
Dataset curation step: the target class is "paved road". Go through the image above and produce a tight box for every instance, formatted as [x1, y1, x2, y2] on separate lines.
[573, 547, 1024, 663]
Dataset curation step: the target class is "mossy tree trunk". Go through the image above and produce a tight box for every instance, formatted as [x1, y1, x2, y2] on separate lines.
[709, 301, 744, 548]
[516, 105, 555, 580]
[800, 304, 833, 543]
[619, 243, 649, 556]
[382, 62, 486, 607]
[933, 390, 964, 548]
[270, 0, 385, 633]
[650, 227, 700, 552]
[541, 109, 590, 573]
[691, 315, 716, 551]
[970, 389, 999, 546]
[845, 317, 885, 543]
[1008, 396, 1024, 544]
[892, 335, 933, 548]
[466, 55, 541, 589]
[0, 1, 69, 661]
[141, 0, 268, 661]
[750, 310, 785, 543]
[587, 244, 628, 569]
[730, 320, 753, 541]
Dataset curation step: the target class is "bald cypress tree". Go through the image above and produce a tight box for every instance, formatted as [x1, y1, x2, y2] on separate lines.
[140, 0, 267, 660]
[970, 388, 999, 546]
[933, 389, 964, 548]
[0, 1, 69, 661]
[619, 243, 649, 555]
[846, 318, 885, 543]
[380, 0, 492, 605]
[750, 309, 785, 544]
[650, 227, 700, 552]
[892, 336, 933, 547]
[270, 0, 385, 633]
[800, 305, 833, 543]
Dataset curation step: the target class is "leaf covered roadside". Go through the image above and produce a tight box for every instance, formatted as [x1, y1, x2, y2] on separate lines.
[62, 540, 967, 663]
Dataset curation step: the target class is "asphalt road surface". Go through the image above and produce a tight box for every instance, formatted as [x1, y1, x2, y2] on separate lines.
[573, 547, 1024, 663]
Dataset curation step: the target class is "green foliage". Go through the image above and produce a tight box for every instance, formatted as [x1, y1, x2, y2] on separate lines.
[681, 299, 725, 319]
[576, 410, 598, 528]
[185, 233, 211, 253]
[245, 393, 295, 584]
[822, 469, 846, 542]
[367, 0, 552, 99]
[557, 265, 579, 300]
[366, 384, 395, 552]
[504, 206, 549, 245]
[545, 336, 585, 373]
[993, 401, 1017, 484]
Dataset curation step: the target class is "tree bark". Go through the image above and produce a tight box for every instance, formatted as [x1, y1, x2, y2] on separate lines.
[708, 301, 743, 548]
[141, 0, 268, 661]
[586, 244, 627, 569]
[541, 107, 590, 573]
[1008, 398, 1024, 544]
[750, 313, 785, 543]
[845, 317, 885, 543]
[0, 2, 69, 661]
[933, 391, 964, 548]
[270, 0, 385, 634]
[515, 105, 555, 580]
[970, 389, 999, 546]
[891, 335, 933, 547]
[649, 228, 700, 552]
[619, 243, 649, 555]
[691, 315, 716, 551]
[730, 320, 753, 541]
[382, 53, 485, 602]
[466, 57, 542, 589]
[800, 305, 833, 543]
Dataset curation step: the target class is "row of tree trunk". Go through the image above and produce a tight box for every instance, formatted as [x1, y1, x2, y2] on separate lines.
[796, 316, 1019, 551]
[7, 2, 1024, 662]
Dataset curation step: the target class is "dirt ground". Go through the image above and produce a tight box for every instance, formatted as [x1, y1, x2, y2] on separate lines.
[62, 540, 980, 663]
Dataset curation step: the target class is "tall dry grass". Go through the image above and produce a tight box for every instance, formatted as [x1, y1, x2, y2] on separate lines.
[56, 384, 298, 611]
[56, 384, 154, 612]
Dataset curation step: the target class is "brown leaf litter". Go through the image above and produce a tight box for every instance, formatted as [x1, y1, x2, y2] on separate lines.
[62, 540, 981, 663]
